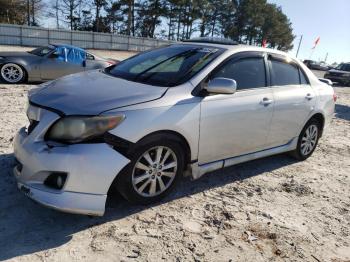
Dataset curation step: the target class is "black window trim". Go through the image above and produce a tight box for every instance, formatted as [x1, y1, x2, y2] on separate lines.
[268, 53, 310, 86]
[206, 51, 269, 93]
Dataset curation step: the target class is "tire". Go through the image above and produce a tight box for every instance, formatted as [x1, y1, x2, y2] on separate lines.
[0, 63, 26, 84]
[115, 135, 185, 204]
[290, 119, 321, 161]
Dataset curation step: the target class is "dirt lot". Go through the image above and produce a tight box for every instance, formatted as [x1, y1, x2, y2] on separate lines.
[0, 47, 350, 261]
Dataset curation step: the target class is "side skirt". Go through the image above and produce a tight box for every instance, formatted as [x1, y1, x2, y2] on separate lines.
[190, 137, 298, 180]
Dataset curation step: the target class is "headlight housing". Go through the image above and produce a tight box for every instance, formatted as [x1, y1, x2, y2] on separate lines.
[0, 56, 5, 59]
[46, 115, 125, 143]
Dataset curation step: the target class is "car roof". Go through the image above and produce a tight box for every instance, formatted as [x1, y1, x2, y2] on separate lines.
[179, 41, 293, 58]
[51, 43, 85, 52]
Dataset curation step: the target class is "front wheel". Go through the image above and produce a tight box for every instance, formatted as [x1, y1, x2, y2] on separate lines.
[116, 137, 185, 204]
[0, 63, 26, 84]
[290, 119, 321, 160]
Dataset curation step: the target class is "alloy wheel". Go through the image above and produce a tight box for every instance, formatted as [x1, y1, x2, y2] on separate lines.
[1, 63, 24, 83]
[132, 146, 178, 197]
[300, 124, 318, 156]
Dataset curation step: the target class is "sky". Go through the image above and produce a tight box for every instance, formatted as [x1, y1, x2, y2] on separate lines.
[43, 0, 350, 64]
[268, 0, 350, 64]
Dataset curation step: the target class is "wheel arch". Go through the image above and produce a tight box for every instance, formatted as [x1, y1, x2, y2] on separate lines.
[135, 130, 192, 168]
[306, 112, 325, 137]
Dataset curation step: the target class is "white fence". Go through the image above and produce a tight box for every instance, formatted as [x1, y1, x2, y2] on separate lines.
[0, 24, 170, 51]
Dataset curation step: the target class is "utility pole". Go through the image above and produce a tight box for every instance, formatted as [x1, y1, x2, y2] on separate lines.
[324, 52, 328, 62]
[296, 35, 303, 58]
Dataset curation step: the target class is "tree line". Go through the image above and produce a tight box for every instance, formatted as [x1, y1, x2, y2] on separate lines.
[0, 0, 295, 50]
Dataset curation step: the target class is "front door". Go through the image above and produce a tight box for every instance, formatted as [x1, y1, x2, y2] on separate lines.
[198, 52, 274, 164]
[40, 47, 84, 80]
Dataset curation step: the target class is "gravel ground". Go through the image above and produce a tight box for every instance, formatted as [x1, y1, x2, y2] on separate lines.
[0, 47, 349, 261]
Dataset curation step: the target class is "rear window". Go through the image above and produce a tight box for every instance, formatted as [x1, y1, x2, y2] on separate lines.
[270, 60, 300, 86]
[106, 45, 223, 87]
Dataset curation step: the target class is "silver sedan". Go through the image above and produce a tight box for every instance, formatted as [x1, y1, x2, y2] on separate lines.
[13, 39, 335, 215]
[0, 44, 117, 83]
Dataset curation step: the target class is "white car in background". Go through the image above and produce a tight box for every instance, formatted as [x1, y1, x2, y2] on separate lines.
[13, 38, 335, 216]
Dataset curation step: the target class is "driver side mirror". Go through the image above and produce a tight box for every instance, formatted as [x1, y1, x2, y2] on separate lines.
[319, 78, 333, 86]
[205, 77, 237, 94]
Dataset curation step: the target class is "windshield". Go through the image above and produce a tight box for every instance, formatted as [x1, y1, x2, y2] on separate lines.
[336, 63, 350, 72]
[106, 44, 223, 87]
[28, 45, 55, 56]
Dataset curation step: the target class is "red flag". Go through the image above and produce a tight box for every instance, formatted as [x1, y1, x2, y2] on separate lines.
[312, 37, 320, 49]
[262, 39, 267, 48]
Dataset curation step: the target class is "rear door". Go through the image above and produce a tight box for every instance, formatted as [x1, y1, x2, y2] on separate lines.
[198, 52, 275, 164]
[267, 54, 316, 147]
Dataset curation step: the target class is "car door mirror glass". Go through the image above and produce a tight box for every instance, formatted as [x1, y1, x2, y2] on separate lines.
[205, 77, 237, 94]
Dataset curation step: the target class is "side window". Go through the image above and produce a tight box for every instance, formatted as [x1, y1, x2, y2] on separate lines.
[67, 48, 85, 65]
[51, 47, 66, 61]
[86, 53, 95, 60]
[212, 57, 266, 90]
[270, 59, 300, 86]
[299, 69, 309, 85]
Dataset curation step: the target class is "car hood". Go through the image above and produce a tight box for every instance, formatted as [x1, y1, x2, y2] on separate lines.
[29, 70, 168, 115]
[0, 51, 38, 58]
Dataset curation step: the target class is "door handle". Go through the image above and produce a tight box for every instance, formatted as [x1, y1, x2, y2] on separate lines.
[305, 93, 314, 100]
[260, 97, 273, 106]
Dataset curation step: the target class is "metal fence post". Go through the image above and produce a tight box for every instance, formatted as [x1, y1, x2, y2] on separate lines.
[110, 33, 113, 50]
[70, 30, 73, 45]
[20, 26, 23, 45]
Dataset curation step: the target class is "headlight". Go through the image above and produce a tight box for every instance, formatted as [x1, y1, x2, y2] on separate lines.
[0, 56, 5, 59]
[47, 115, 125, 143]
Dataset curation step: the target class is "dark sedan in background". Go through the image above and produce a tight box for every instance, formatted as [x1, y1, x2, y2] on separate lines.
[0, 44, 117, 84]
[324, 63, 350, 85]
[303, 59, 330, 71]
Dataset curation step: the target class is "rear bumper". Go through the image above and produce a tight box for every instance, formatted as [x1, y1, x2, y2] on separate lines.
[13, 127, 130, 216]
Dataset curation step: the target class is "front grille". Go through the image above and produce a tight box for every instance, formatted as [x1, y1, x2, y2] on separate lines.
[27, 119, 39, 135]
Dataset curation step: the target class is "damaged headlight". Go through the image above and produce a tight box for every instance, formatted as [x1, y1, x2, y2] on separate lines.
[47, 115, 125, 143]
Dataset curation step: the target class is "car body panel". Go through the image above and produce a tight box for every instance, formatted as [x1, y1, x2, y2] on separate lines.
[198, 88, 274, 164]
[29, 70, 168, 115]
[268, 84, 317, 147]
[13, 105, 130, 215]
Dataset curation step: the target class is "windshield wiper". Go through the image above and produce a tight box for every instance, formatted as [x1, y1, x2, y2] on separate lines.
[133, 48, 200, 82]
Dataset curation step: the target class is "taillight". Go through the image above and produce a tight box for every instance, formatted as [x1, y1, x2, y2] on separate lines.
[333, 93, 337, 102]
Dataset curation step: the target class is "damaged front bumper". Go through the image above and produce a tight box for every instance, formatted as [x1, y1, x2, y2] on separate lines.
[13, 106, 130, 216]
